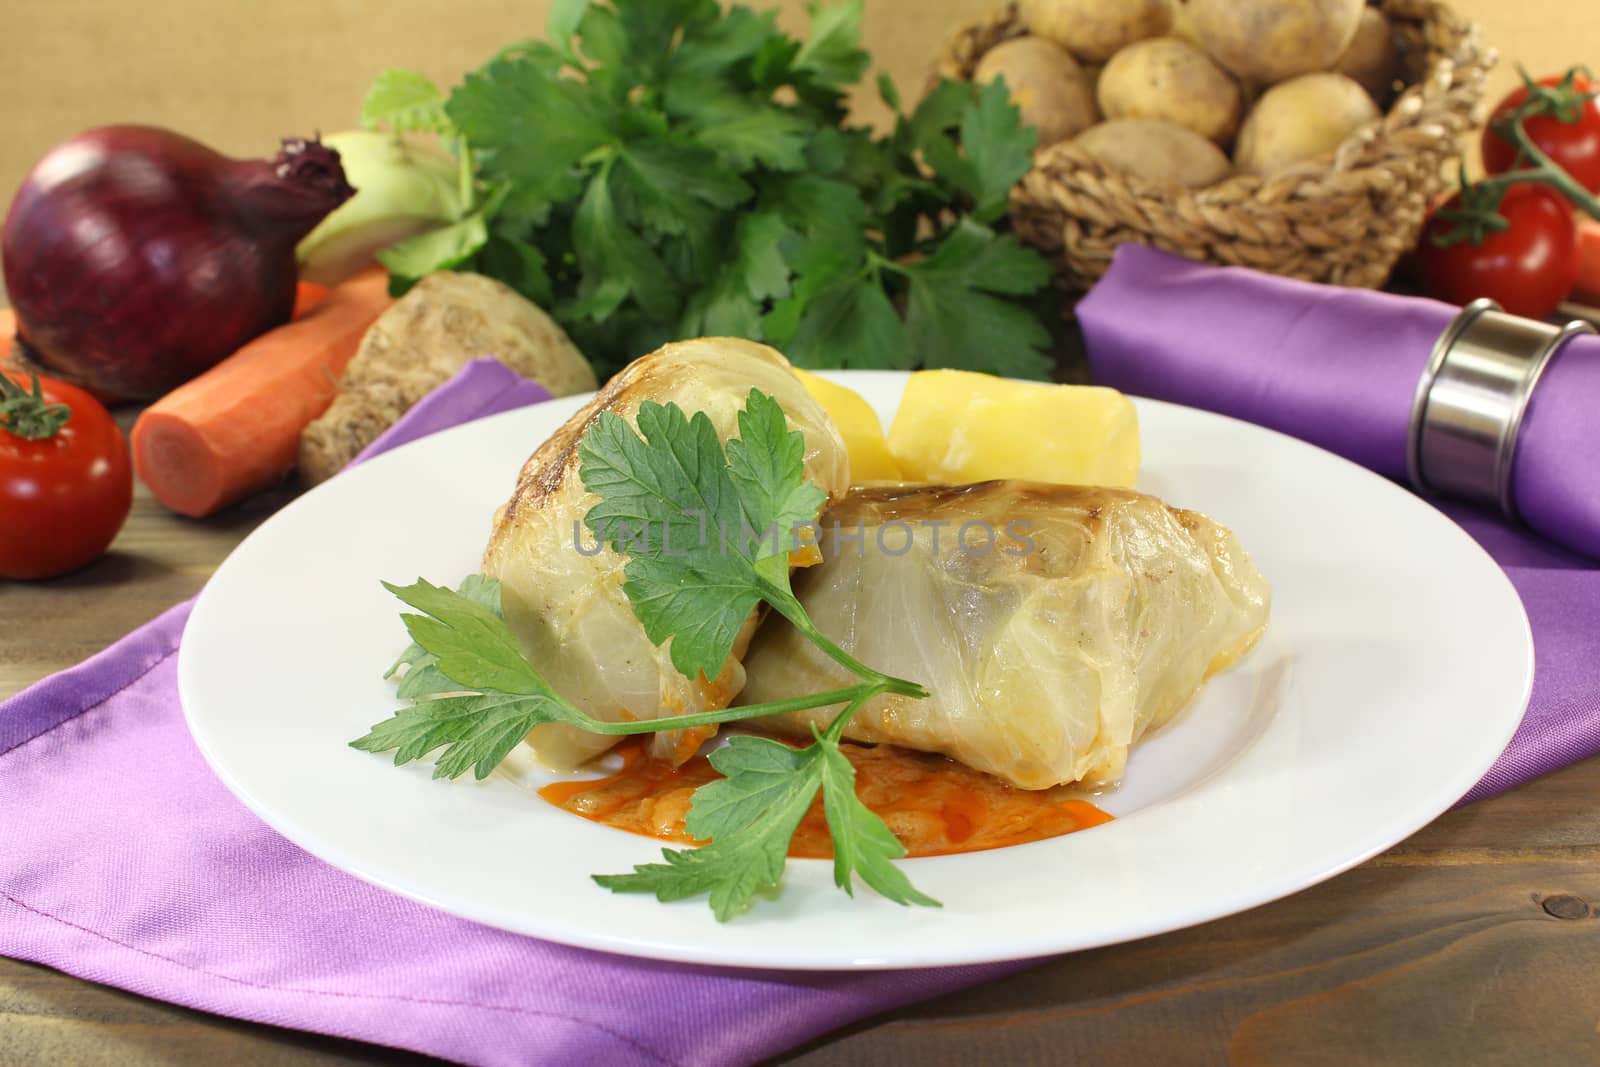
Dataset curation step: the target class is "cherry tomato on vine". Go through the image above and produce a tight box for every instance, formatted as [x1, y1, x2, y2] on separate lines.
[1481, 73, 1600, 196]
[1416, 184, 1580, 320]
[0, 372, 132, 579]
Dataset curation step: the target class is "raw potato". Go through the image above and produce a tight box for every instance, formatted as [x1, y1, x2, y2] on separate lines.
[974, 37, 1098, 149]
[1234, 72, 1380, 178]
[886, 370, 1140, 489]
[298, 271, 596, 484]
[1097, 37, 1243, 145]
[1020, 0, 1174, 63]
[1074, 119, 1233, 188]
[1335, 8, 1399, 105]
[792, 369, 904, 483]
[1189, 0, 1363, 84]
[1171, 1, 1201, 45]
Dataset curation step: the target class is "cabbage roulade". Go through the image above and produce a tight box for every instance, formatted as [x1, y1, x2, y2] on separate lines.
[482, 338, 850, 769]
[739, 480, 1271, 788]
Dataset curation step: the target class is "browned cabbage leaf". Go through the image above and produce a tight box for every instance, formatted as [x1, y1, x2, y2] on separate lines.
[739, 481, 1271, 789]
[481, 338, 849, 770]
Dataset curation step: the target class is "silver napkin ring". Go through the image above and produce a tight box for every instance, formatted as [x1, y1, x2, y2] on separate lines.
[1407, 298, 1595, 521]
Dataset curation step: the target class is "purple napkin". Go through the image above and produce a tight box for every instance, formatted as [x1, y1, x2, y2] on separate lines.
[1079, 246, 1600, 801]
[0, 358, 1015, 1067]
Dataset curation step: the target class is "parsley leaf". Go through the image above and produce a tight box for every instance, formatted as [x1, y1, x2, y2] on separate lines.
[578, 401, 755, 681]
[383, 578, 545, 695]
[596, 727, 941, 919]
[783, 274, 910, 370]
[902, 221, 1054, 378]
[352, 691, 567, 781]
[793, 0, 869, 89]
[680, 211, 797, 358]
[565, 160, 679, 323]
[446, 51, 614, 183]
[725, 388, 828, 548]
[611, 138, 751, 239]
[476, 230, 553, 307]
[355, 579, 583, 778]
[958, 77, 1039, 222]
[362, 69, 453, 135]
[595, 735, 819, 920]
[384, 574, 505, 700]
[577, 389, 822, 681]
[817, 741, 940, 906]
[547, 0, 592, 61]
[920, 77, 1038, 223]
[688, 99, 811, 172]
[666, 5, 781, 83]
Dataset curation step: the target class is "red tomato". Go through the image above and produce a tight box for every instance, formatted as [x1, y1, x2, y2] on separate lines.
[1481, 74, 1600, 196]
[1576, 217, 1600, 303]
[1416, 185, 1580, 320]
[0, 372, 133, 579]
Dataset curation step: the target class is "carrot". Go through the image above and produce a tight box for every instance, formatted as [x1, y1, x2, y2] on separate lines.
[1575, 218, 1600, 305]
[131, 269, 392, 517]
[0, 308, 14, 362]
[293, 280, 330, 319]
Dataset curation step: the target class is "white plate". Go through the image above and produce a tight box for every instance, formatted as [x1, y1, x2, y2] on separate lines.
[180, 371, 1533, 970]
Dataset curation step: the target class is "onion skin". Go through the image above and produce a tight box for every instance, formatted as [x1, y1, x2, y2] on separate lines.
[1, 127, 355, 401]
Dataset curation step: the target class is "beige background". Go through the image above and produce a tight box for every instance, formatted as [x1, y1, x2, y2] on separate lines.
[0, 0, 1594, 229]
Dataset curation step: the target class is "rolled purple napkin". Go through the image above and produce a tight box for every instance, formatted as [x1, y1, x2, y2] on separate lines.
[0, 358, 1018, 1066]
[1077, 244, 1600, 559]
[1078, 245, 1600, 800]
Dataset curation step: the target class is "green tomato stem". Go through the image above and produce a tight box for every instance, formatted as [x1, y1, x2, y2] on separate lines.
[1475, 131, 1600, 220]
[0, 372, 71, 441]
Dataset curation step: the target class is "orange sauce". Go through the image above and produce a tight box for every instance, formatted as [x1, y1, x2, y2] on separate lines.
[538, 736, 1113, 857]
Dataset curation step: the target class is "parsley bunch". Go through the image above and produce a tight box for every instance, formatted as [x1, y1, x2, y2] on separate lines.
[360, 0, 1055, 379]
[353, 389, 937, 920]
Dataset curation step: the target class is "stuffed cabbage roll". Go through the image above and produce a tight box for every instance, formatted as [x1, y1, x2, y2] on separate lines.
[739, 481, 1270, 789]
[482, 338, 849, 769]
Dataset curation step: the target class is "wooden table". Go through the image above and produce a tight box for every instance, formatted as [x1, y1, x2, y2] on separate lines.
[4, 457, 1600, 1066]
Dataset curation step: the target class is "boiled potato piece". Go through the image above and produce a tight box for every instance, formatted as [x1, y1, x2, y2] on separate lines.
[1335, 8, 1399, 105]
[1074, 119, 1232, 188]
[1020, 0, 1174, 63]
[887, 370, 1139, 489]
[792, 369, 904, 483]
[1097, 37, 1243, 145]
[1189, 0, 1363, 84]
[974, 37, 1099, 149]
[1234, 72, 1380, 178]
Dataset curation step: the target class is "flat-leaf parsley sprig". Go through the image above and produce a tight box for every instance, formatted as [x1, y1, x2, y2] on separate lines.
[351, 388, 935, 918]
[358, 0, 1056, 378]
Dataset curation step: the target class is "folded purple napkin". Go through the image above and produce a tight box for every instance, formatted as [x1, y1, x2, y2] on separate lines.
[0, 358, 1016, 1067]
[1079, 245, 1600, 801]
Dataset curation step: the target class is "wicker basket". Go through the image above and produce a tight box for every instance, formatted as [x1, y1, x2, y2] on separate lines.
[933, 0, 1493, 290]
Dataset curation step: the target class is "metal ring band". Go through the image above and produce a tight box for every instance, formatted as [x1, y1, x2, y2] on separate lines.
[1495, 318, 1595, 518]
[1409, 303, 1596, 521]
[1407, 298, 1496, 494]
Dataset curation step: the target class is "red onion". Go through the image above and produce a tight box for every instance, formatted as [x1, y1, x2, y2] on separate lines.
[2, 127, 354, 401]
